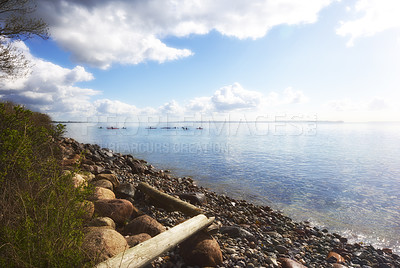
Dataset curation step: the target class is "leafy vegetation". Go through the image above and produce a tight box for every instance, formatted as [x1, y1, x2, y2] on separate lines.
[0, 102, 91, 267]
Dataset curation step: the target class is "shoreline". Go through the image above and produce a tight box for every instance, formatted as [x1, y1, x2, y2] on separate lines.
[60, 137, 400, 267]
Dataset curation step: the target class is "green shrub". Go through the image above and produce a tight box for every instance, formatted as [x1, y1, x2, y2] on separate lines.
[0, 102, 92, 267]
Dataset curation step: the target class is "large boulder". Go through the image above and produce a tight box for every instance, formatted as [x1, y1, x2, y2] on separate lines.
[82, 228, 128, 263]
[89, 187, 115, 201]
[94, 199, 134, 225]
[115, 183, 136, 200]
[179, 232, 223, 267]
[279, 258, 307, 268]
[71, 173, 87, 188]
[92, 179, 113, 191]
[94, 173, 119, 188]
[76, 200, 95, 221]
[125, 233, 152, 247]
[123, 215, 166, 237]
[88, 217, 116, 229]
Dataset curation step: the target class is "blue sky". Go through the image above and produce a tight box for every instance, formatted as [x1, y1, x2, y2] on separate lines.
[1, 0, 400, 122]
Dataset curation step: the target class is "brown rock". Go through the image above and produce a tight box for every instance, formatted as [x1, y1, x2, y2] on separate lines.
[77, 200, 94, 221]
[88, 217, 116, 229]
[327, 251, 346, 263]
[332, 264, 348, 268]
[89, 187, 115, 201]
[94, 199, 134, 225]
[279, 258, 307, 268]
[71, 173, 87, 188]
[92, 179, 113, 191]
[82, 228, 128, 263]
[125, 233, 152, 247]
[123, 215, 166, 237]
[95, 173, 119, 188]
[180, 232, 223, 267]
[115, 183, 136, 199]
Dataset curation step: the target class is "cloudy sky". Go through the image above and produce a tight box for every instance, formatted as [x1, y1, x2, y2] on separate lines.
[1, 0, 400, 122]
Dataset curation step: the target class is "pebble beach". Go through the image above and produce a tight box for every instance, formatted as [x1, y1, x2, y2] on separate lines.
[60, 137, 400, 268]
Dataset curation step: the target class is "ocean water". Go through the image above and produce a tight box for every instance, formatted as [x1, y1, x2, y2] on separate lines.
[65, 121, 400, 253]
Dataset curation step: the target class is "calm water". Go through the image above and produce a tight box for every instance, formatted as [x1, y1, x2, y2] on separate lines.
[65, 121, 400, 253]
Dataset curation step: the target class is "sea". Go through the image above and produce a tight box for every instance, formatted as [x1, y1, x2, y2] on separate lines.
[64, 121, 400, 253]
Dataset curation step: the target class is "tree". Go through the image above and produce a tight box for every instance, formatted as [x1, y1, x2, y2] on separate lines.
[0, 0, 49, 79]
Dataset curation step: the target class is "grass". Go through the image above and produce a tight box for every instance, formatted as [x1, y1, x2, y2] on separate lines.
[0, 102, 93, 267]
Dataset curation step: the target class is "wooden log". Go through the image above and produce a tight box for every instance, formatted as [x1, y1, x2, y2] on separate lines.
[96, 214, 215, 268]
[137, 182, 202, 216]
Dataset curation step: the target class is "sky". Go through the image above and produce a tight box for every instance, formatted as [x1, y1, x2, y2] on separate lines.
[1, 0, 400, 122]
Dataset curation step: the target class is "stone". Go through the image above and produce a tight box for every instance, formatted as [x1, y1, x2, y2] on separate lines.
[279, 258, 307, 268]
[82, 228, 128, 263]
[125, 233, 152, 247]
[178, 192, 207, 205]
[275, 245, 289, 254]
[71, 173, 87, 188]
[62, 154, 81, 167]
[220, 226, 256, 241]
[88, 217, 116, 229]
[94, 199, 134, 225]
[77, 200, 94, 221]
[89, 187, 116, 201]
[180, 232, 223, 267]
[327, 251, 346, 263]
[115, 183, 136, 199]
[126, 157, 147, 174]
[95, 173, 119, 188]
[92, 179, 113, 191]
[123, 215, 166, 237]
[332, 264, 348, 268]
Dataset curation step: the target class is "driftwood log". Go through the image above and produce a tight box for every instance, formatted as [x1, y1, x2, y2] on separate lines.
[96, 214, 215, 268]
[137, 182, 203, 216]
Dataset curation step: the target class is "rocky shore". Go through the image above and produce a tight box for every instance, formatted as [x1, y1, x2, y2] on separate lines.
[60, 137, 399, 268]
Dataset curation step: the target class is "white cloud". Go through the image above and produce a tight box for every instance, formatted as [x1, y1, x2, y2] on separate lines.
[94, 99, 140, 115]
[35, 0, 333, 68]
[159, 100, 185, 115]
[282, 87, 309, 104]
[211, 83, 263, 111]
[336, 0, 400, 46]
[0, 41, 98, 117]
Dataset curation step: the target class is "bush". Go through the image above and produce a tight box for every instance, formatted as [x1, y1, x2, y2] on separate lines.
[0, 102, 91, 267]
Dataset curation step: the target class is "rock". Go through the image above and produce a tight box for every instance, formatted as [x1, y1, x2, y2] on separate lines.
[94, 173, 119, 188]
[80, 172, 95, 182]
[279, 258, 307, 268]
[88, 217, 116, 229]
[125, 233, 152, 247]
[62, 154, 81, 167]
[77, 200, 94, 221]
[180, 232, 223, 267]
[94, 199, 134, 225]
[114, 183, 136, 199]
[123, 215, 166, 237]
[126, 157, 147, 174]
[382, 248, 393, 254]
[332, 264, 348, 268]
[220, 226, 256, 241]
[71, 173, 87, 188]
[178, 192, 206, 205]
[82, 228, 128, 263]
[327, 251, 346, 263]
[89, 187, 116, 201]
[275, 245, 289, 254]
[92, 179, 113, 191]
